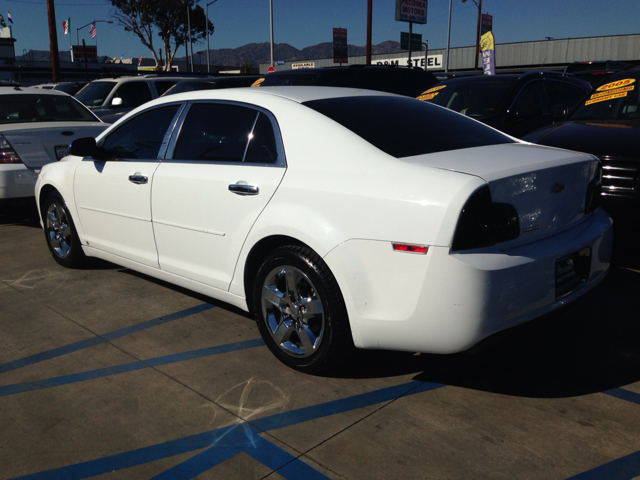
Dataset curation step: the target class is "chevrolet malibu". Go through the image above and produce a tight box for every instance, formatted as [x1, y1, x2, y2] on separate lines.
[35, 87, 613, 373]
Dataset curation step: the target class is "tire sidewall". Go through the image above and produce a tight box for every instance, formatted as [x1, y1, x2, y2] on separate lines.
[252, 246, 344, 372]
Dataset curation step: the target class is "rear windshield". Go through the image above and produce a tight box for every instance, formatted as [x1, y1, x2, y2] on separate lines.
[303, 96, 514, 158]
[0, 93, 98, 124]
[75, 81, 117, 107]
[259, 73, 321, 87]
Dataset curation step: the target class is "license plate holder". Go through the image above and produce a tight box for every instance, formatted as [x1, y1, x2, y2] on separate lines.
[555, 247, 591, 299]
[54, 145, 69, 160]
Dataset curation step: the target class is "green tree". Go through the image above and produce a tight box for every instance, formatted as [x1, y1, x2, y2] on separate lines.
[240, 62, 258, 74]
[110, 0, 213, 70]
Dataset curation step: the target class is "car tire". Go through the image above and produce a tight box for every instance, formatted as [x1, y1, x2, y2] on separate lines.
[42, 191, 88, 268]
[252, 245, 354, 373]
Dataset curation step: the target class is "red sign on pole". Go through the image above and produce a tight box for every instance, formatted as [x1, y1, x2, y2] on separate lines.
[267, 65, 275, 73]
[333, 28, 348, 64]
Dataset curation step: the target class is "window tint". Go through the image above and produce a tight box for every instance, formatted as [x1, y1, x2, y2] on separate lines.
[74, 81, 117, 107]
[512, 81, 548, 114]
[545, 81, 588, 109]
[0, 94, 97, 124]
[303, 96, 514, 158]
[101, 106, 178, 159]
[245, 113, 278, 164]
[112, 82, 152, 108]
[173, 103, 258, 162]
[426, 81, 514, 119]
[154, 81, 178, 96]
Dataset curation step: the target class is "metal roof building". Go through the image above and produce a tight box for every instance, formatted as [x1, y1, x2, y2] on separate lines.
[260, 34, 640, 74]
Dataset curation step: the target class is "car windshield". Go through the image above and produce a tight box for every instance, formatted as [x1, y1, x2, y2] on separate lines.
[423, 81, 514, 119]
[570, 76, 640, 121]
[0, 93, 98, 124]
[303, 96, 514, 158]
[75, 81, 117, 107]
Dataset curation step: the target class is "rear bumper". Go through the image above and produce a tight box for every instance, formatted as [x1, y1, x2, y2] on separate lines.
[325, 208, 613, 353]
[0, 164, 39, 199]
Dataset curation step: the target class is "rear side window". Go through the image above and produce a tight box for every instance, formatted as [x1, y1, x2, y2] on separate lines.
[173, 103, 257, 162]
[154, 81, 178, 96]
[112, 82, 153, 108]
[303, 96, 514, 158]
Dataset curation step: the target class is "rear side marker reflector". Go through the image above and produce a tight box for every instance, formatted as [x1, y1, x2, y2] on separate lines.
[392, 243, 428, 254]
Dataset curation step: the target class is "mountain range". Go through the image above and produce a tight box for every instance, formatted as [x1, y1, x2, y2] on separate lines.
[18, 41, 406, 67]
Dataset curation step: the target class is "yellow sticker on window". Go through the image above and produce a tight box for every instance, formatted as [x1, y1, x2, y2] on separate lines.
[251, 78, 265, 87]
[417, 92, 439, 101]
[590, 85, 635, 100]
[596, 78, 636, 92]
[419, 85, 446, 96]
[585, 91, 628, 106]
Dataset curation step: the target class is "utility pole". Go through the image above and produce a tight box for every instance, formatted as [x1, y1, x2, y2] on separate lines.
[46, 0, 61, 82]
[366, 0, 372, 65]
[269, 0, 274, 67]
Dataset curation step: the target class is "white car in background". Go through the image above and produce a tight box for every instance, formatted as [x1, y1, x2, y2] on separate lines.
[35, 87, 612, 373]
[0, 87, 107, 201]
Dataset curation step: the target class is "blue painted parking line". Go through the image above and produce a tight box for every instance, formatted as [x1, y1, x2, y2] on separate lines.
[0, 338, 264, 397]
[567, 450, 640, 479]
[0, 303, 215, 374]
[12, 380, 445, 479]
[603, 388, 640, 406]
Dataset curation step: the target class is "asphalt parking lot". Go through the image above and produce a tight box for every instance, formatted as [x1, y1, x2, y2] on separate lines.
[1, 202, 639, 480]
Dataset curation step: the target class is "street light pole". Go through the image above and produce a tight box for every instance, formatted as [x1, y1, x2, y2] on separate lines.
[187, 3, 193, 72]
[445, 0, 452, 73]
[206, 0, 218, 74]
[269, 0, 274, 67]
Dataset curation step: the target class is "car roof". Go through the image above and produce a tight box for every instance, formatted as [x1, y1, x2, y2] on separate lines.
[0, 86, 73, 97]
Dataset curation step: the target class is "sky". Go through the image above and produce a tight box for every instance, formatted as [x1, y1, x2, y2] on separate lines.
[5, 0, 640, 61]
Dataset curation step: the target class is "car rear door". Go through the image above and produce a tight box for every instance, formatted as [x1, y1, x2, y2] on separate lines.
[73, 105, 182, 268]
[151, 101, 286, 291]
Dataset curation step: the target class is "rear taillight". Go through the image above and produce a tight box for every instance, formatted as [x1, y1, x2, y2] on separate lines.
[585, 160, 602, 214]
[451, 186, 520, 251]
[0, 135, 21, 163]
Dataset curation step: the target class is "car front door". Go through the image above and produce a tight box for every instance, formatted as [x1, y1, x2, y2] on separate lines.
[73, 105, 181, 268]
[151, 101, 286, 291]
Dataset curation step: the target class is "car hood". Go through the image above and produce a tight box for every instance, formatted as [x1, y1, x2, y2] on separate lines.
[521, 120, 640, 159]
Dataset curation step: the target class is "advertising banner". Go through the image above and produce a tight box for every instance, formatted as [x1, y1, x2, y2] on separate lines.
[333, 28, 348, 64]
[395, 0, 427, 24]
[479, 31, 495, 75]
[71, 45, 98, 63]
[481, 14, 493, 35]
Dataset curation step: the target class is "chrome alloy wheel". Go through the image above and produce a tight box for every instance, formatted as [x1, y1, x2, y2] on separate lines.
[45, 202, 72, 259]
[260, 265, 326, 358]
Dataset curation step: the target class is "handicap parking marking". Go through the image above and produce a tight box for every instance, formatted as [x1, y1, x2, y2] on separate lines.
[0, 303, 215, 374]
[567, 450, 640, 479]
[0, 338, 265, 397]
[603, 387, 640, 406]
[11, 380, 444, 479]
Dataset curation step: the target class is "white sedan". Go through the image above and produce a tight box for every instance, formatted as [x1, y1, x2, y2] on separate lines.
[0, 87, 108, 200]
[35, 87, 613, 372]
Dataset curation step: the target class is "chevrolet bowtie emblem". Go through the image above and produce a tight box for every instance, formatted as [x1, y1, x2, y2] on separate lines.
[552, 183, 565, 193]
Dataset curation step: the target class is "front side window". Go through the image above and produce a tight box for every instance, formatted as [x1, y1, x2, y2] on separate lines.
[100, 106, 179, 159]
[545, 81, 588, 110]
[173, 103, 265, 162]
[0, 94, 97, 124]
[511, 80, 549, 114]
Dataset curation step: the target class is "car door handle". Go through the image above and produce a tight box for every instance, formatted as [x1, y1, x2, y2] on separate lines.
[128, 174, 148, 184]
[229, 184, 259, 196]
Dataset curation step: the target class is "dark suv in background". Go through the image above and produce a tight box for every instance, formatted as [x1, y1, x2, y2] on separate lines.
[254, 65, 438, 97]
[419, 71, 591, 138]
[523, 67, 640, 221]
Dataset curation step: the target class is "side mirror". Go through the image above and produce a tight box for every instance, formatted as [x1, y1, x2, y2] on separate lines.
[69, 137, 97, 157]
[551, 104, 569, 122]
[110, 97, 123, 107]
[508, 104, 543, 120]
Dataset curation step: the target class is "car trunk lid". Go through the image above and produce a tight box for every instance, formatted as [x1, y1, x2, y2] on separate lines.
[1, 122, 107, 168]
